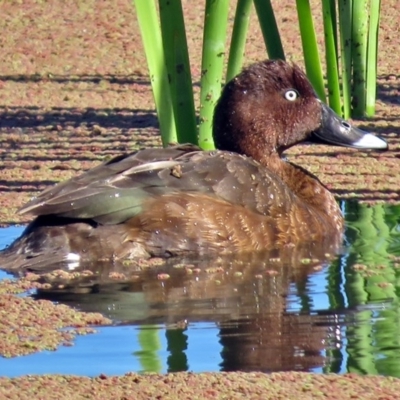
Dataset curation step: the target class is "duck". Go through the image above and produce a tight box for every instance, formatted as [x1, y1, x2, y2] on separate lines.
[0, 59, 388, 271]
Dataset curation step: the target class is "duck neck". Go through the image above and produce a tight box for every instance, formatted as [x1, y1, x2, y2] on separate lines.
[261, 153, 343, 229]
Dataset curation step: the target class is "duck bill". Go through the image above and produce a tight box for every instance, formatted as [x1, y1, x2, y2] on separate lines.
[310, 102, 388, 150]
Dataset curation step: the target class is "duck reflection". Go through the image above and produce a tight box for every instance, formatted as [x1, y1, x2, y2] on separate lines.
[33, 242, 341, 373]
[219, 312, 330, 372]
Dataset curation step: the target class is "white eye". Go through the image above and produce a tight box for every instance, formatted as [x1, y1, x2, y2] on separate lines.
[284, 89, 298, 101]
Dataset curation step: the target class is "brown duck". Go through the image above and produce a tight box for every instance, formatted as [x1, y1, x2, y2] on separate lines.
[0, 60, 387, 271]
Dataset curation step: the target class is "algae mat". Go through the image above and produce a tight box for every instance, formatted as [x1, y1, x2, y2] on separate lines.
[1, 372, 400, 399]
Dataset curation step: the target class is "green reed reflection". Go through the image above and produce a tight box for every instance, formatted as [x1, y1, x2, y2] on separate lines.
[341, 202, 400, 376]
[134, 325, 162, 373]
[346, 202, 400, 301]
[166, 328, 189, 372]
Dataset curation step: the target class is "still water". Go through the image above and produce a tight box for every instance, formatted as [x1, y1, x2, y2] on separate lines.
[1, 201, 400, 377]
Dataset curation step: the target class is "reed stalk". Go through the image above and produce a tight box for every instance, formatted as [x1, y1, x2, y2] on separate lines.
[226, 0, 252, 82]
[158, 0, 197, 144]
[365, 0, 381, 116]
[338, 0, 353, 119]
[351, 0, 369, 117]
[295, 0, 326, 102]
[321, 0, 341, 113]
[198, 0, 230, 150]
[253, 0, 285, 60]
[133, 0, 177, 146]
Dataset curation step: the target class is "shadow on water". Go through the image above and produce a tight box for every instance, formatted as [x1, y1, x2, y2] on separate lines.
[1, 201, 400, 376]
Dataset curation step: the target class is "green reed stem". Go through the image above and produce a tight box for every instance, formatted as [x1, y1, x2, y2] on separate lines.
[365, 0, 381, 117]
[198, 0, 229, 150]
[329, 0, 338, 60]
[295, 0, 326, 102]
[253, 0, 285, 60]
[338, 0, 352, 119]
[351, 0, 369, 117]
[321, 0, 341, 114]
[133, 0, 177, 146]
[159, 0, 197, 144]
[226, 0, 252, 82]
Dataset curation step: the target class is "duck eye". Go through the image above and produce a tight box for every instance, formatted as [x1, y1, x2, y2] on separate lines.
[284, 89, 298, 101]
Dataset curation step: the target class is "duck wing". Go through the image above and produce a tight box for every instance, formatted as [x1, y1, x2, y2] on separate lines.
[19, 143, 286, 226]
[19, 144, 201, 224]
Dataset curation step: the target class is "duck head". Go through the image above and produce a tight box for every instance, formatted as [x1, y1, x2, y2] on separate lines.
[213, 59, 387, 162]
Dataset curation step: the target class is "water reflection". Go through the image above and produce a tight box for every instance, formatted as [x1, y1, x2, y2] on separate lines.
[1, 201, 400, 376]
[27, 241, 339, 373]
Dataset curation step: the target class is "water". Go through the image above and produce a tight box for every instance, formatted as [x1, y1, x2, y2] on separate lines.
[1, 201, 400, 377]
[2, 324, 222, 377]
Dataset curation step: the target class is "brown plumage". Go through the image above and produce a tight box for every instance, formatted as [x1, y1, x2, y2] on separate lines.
[0, 60, 388, 271]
